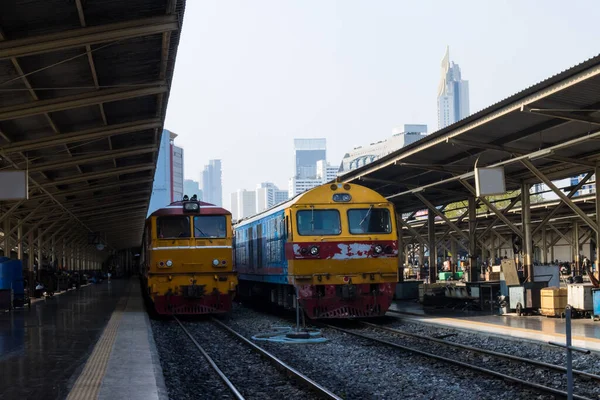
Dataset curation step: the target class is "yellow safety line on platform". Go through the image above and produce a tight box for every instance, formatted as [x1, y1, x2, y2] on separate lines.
[66, 292, 129, 400]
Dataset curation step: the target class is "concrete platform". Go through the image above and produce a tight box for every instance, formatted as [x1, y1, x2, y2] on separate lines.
[389, 300, 600, 353]
[0, 279, 166, 400]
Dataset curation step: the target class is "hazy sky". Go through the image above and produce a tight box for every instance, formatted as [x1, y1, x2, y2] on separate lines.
[164, 0, 600, 210]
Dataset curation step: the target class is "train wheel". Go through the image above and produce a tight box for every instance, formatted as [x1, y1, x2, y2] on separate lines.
[516, 303, 523, 316]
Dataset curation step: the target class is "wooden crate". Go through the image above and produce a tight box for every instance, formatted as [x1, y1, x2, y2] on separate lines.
[540, 287, 567, 317]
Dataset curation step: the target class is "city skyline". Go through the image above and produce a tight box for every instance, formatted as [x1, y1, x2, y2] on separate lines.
[167, 2, 600, 211]
[201, 159, 223, 207]
[147, 129, 183, 216]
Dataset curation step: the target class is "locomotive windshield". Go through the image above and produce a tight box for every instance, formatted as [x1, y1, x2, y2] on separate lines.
[296, 209, 341, 235]
[347, 208, 391, 234]
[194, 215, 227, 238]
[157, 216, 191, 238]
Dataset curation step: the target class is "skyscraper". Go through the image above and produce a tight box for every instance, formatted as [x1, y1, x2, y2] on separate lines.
[437, 47, 470, 129]
[256, 182, 289, 213]
[294, 138, 326, 179]
[171, 138, 184, 202]
[148, 129, 184, 216]
[184, 179, 202, 200]
[201, 159, 222, 206]
[316, 160, 339, 183]
[230, 189, 257, 221]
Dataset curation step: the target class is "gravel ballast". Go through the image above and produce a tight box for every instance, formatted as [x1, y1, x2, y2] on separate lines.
[220, 305, 549, 400]
[151, 318, 234, 400]
[353, 323, 600, 399]
[379, 314, 600, 375]
[182, 319, 331, 399]
[152, 304, 599, 400]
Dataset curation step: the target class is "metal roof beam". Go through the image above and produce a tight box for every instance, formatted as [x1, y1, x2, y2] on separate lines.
[0, 15, 179, 60]
[26, 189, 152, 216]
[459, 179, 524, 238]
[56, 189, 151, 208]
[531, 172, 594, 236]
[521, 159, 598, 232]
[27, 145, 156, 173]
[450, 138, 596, 168]
[30, 177, 154, 200]
[0, 86, 166, 122]
[0, 119, 161, 154]
[85, 210, 147, 223]
[41, 164, 155, 187]
[79, 204, 148, 218]
[70, 199, 148, 215]
[526, 107, 600, 126]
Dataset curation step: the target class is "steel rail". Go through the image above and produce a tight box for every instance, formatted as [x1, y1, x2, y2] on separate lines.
[322, 323, 592, 400]
[361, 320, 600, 382]
[210, 318, 342, 400]
[173, 316, 245, 400]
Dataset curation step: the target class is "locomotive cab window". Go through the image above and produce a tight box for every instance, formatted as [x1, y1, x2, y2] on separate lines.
[157, 216, 191, 238]
[296, 209, 341, 236]
[194, 215, 227, 238]
[347, 208, 391, 234]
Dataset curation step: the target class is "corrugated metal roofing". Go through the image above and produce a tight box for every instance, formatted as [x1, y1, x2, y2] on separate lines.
[0, 0, 187, 252]
[341, 53, 600, 214]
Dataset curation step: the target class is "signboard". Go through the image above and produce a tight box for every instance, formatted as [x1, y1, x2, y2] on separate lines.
[475, 167, 506, 197]
[0, 171, 28, 200]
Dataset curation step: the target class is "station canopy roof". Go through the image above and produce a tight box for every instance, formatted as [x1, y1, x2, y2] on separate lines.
[0, 0, 186, 250]
[341, 53, 600, 214]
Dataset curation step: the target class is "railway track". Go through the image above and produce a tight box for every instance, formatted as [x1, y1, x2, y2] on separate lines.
[321, 321, 600, 400]
[174, 316, 341, 400]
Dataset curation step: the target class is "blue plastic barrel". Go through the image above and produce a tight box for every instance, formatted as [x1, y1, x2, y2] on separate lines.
[593, 288, 600, 319]
[0, 257, 24, 296]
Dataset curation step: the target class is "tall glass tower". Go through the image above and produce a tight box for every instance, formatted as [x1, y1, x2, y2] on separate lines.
[293, 138, 326, 179]
[437, 46, 470, 129]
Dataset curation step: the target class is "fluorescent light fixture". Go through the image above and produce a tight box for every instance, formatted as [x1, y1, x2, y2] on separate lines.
[528, 148, 553, 160]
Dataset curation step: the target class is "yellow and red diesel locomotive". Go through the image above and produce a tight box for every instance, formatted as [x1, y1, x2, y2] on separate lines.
[141, 196, 237, 315]
[234, 182, 399, 318]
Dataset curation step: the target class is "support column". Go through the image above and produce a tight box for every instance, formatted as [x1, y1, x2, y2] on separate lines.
[428, 211, 437, 284]
[17, 222, 23, 260]
[596, 164, 600, 274]
[522, 183, 533, 281]
[27, 229, 34, 298]
[51, 236, 56, 268]
[542, 228, 548, 265]
[468, 196, 477, 282]
[398, 224, 404, 282]
[550, 231, 555, 263]
[490, 235, 496, 265]
[3, 218, 10, 258]
[451, 239, 457, 273]
[37, 228, 42, 281]
[573, 222, 580, 276]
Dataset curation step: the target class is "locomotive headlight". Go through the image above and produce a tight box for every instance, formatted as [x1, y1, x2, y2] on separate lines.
[213, 259, 219, 266]
[373, 245, 383, 254]
[310, 246, 319, 255]
[166, 260, 173, 267]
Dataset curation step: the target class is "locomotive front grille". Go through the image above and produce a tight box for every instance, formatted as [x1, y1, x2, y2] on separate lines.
[181, 284, 206, 298]
[339, 284, 357, 299]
